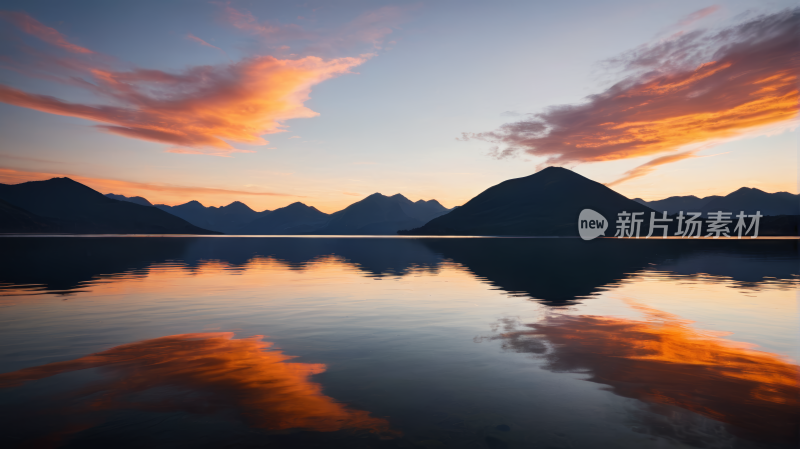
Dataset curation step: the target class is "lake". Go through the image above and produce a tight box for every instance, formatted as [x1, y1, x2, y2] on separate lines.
[0, 236, 798, 448]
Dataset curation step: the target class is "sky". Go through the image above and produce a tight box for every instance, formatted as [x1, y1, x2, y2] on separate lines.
[0, 0, 797, 213]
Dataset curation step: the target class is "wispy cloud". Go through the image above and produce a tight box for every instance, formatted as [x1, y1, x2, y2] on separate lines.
[0, 11, 95, 54]
[0, 168, 301, 203]
[675, 5, 721, 28]
[606, 150, 699, 186]
[0, 11, 370, 156]
[217, 4, 410, 55]
[463, 8, 799, 183]
[186, 33, 229, 60]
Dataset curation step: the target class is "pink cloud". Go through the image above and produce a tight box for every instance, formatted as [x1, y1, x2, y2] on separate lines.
[186, 33, 229, 59]
[217, 4, 409, 55]
[0, 11, 94, 54]
[675, 5, 721, 28]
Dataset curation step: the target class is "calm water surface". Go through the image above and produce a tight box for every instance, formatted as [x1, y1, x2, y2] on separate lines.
[0, 237, 798, 448]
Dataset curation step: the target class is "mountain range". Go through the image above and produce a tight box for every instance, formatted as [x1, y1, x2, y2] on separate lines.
[109, 191, 450, 235]
[634, 188, 799, 216]
[1, 169, 796, 235]
[152, 200, 271, 234]
[0, 178, 214, 234]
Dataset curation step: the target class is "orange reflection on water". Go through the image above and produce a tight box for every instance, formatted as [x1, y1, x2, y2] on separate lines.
[492, 304, 800, 443]
[0, 333, 396, 437]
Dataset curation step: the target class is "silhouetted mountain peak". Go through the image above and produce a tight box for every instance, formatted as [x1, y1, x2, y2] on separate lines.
[222, 201, 255, 213]
[175, 200, 205, 210]
[284, 202, 317, 211]
[105, 193, 153, 207]
[405, 166, 652, 236]
[729, 187, 763, 195]
[533, 166, 582, 178]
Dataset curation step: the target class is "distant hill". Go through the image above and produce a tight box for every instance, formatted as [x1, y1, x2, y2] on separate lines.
[702, 188, 798, 216]
[0, 178, 216, 234]
[235, 202, 329, 234]
[633, 195, 721, 214]
[106, 193, 153, 207]
[154, 200, 270, 234]
[403, 167, 654, 236]
[314, 193, 450, 235]
[635, 188, 797, 215]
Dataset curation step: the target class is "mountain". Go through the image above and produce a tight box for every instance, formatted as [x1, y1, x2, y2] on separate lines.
[701, 188, 798, 216]
[0, 177, 216, 234]
[632, 195, 721, 214]
[636, 188, 798, 216]
[155, 200, 270, 234]
[235, 202, 329, 234]
[105, 193, 153, 207]
[403, 167, 654, 236]
[314, 193, 450, 235]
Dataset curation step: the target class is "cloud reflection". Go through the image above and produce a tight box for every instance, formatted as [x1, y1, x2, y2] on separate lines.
[0, 332, 396, 443]
[487, 304, 800, 444]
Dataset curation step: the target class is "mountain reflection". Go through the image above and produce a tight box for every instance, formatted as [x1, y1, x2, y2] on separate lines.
[0, 333, 396, 445]
[0, 237, 797, 304]
[486, 304, 800, 445]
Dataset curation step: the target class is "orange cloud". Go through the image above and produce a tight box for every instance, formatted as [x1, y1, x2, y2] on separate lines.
[606, 150, 699, 186]
[0, 55, 366, 155]
[0, 333, 397, 446]
[464, 9, 799, 181]
[0, 11, 95, 54]
[490, 304, 800, 444]
[0, 11, 369, 156]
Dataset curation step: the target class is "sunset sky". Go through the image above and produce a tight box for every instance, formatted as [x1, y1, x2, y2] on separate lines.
[0, 0, 797, 213]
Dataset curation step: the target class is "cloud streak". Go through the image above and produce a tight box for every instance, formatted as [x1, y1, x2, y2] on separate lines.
[0, 168, 301, 209]
[463, 8, 799, 182]
[218, 4, 408, 54]
[0, 11, 95, 54]
[675, 5, 721, 28]
[186, 33, 229, 59]
[606, 150, 698, 186]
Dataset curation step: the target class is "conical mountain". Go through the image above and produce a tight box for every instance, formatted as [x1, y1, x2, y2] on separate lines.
[404, 167, 653, 236]
[0, 178, 215, 234]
